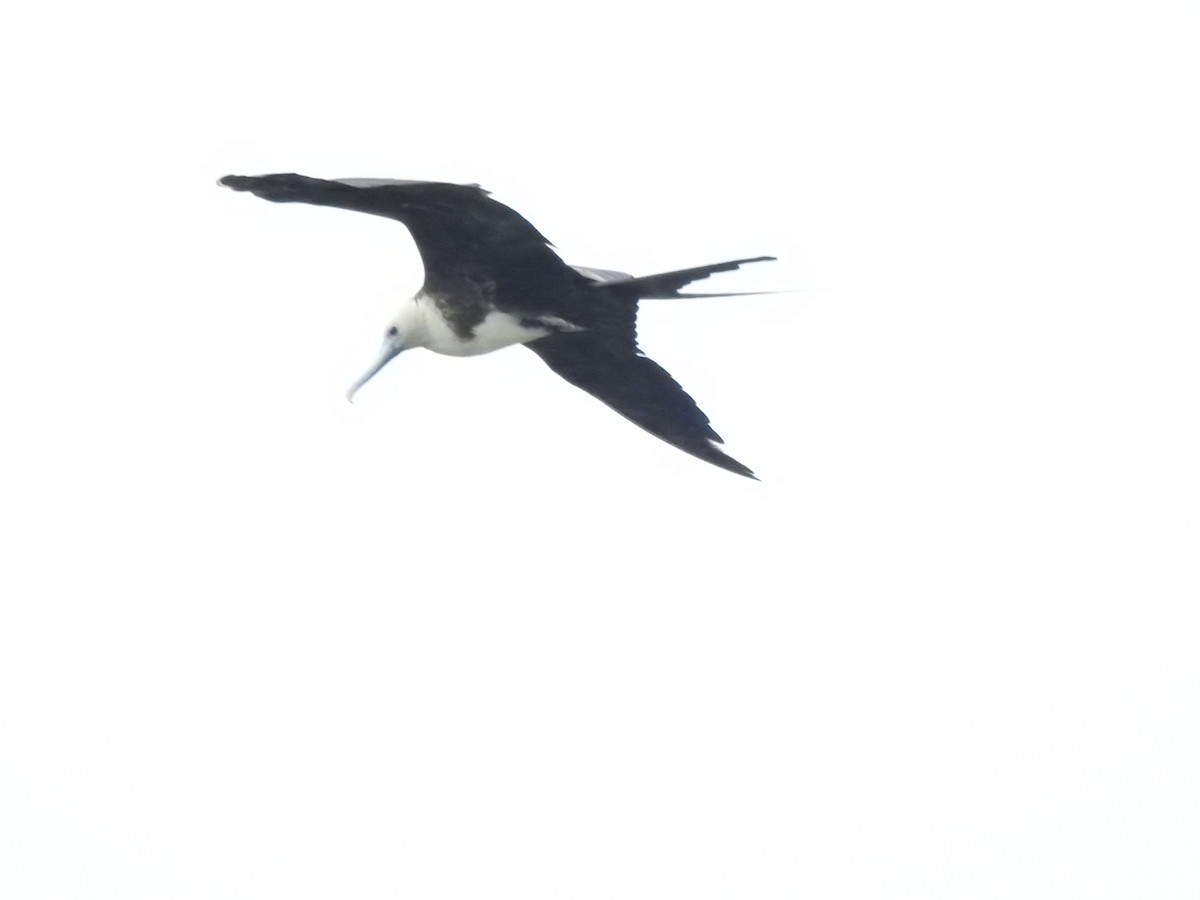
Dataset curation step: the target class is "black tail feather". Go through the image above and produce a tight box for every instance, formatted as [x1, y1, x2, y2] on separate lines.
[591, 256, 776, 300]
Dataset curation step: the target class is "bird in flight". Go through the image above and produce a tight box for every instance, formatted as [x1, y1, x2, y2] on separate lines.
[219, 174, 773, 477]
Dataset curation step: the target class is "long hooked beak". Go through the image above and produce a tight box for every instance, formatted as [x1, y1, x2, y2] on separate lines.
[346, 339, 402, 403]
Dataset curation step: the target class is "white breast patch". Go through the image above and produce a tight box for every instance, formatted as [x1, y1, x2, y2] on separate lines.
[414, 294, 552, 357]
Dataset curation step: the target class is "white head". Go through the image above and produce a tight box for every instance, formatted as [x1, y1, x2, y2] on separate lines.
[346, 303, 427, 401]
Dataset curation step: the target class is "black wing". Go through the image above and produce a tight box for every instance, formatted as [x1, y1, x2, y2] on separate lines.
[219, 173, 585, 300]
[526, 331, 756, 478]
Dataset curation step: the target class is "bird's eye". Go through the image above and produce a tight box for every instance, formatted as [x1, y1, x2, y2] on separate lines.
[385, 326, 398, 338]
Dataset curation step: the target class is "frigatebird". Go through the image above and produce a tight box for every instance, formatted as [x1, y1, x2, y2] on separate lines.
[219, 174, 773, 478]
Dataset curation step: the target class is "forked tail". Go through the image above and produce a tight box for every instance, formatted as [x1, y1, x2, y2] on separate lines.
[581, 256, 776, 300]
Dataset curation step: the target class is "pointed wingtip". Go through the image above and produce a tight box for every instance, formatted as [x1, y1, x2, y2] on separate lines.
[721, 461, 760, 480]
[705, 440, 758, 479]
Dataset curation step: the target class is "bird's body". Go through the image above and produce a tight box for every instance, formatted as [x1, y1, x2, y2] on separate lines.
[396, 292, 556, 357]
[219, 173, 773, 478]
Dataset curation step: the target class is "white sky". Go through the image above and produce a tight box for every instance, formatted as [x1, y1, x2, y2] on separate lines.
[2, 2, 1198, 898]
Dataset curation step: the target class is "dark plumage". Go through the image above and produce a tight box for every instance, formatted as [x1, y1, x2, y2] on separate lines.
[219, 173, 773, 478]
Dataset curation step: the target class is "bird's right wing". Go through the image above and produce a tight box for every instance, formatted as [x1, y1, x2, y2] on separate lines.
[525, 332, 755, 478]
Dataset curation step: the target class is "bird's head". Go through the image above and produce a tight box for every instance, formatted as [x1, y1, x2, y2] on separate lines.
[346, 320, 410, 402]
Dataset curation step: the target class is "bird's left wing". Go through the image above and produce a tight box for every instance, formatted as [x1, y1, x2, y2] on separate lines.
[525, 332, 755, 478]
[219, 173, 579, 298]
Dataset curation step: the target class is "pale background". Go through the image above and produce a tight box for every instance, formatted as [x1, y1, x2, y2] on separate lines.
[2, 2, 1198, 898]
